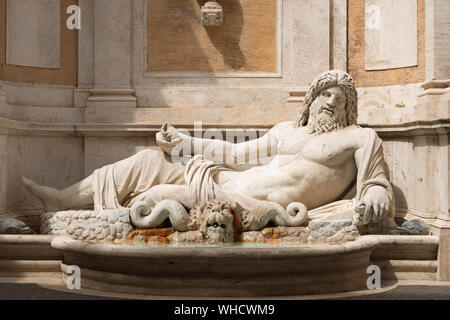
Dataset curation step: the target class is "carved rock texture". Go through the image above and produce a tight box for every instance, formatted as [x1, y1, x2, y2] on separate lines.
[308, 220, 360, 243]
[128, 228, 175, 244]
[241, 227, 309, 243]
[167, 231, 204, 243]
[41, 200, 404, 245]
[41, 209, 133, 241]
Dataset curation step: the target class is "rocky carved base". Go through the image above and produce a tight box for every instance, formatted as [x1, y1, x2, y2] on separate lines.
[39, 199, 430, 244]
[308, 220, 360, 243]
[128, 226, 311, 244]
[41, 209, 133, 241]
[41, 203, 358, 244]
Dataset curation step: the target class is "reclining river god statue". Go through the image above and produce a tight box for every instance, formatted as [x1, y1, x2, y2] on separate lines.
[22, 70, 395, 243]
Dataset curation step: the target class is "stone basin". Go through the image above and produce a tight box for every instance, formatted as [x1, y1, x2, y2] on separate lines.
[51, 235, 379, 297]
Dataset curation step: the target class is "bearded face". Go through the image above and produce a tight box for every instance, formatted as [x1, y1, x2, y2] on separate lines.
[307, 86, 348, 134]
[200, 200, 235, 244]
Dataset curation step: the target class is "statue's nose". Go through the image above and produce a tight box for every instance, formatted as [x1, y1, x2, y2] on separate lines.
[327, 95, 337, 108]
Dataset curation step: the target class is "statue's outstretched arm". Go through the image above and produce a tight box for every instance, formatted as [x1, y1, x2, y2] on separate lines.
[158, 122, 282, 166]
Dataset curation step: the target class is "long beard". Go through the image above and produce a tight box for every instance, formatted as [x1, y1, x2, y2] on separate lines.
[307, 105, 347, 135]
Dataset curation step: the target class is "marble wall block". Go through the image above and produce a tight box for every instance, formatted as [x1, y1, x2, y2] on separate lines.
[6, 0, 60, 68]
[5, 136, 84, 216]
[291, 0, 330, 84]
[413, 135, 442, 221]
[83, 137, 158, 176]
[365, 0, 418, 70]
[391, 139, 416, 215]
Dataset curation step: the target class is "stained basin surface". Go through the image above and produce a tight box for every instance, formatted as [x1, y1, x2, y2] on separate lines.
[51, 236, 381, 296]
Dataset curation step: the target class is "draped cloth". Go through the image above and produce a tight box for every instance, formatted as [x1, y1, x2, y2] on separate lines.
[184, 156, 275, 211]
[184, 155, 232, 210]
[91, 149, 185, 211]
[92, 164, 122, 210]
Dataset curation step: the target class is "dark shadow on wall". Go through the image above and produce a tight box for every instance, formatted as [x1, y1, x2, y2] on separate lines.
[143, 0, 218, 109]
[382, 158, 409, 219]
[198, 0, 246, 70]
[391, 183, 408, 218]
[147, 0, 215, 73]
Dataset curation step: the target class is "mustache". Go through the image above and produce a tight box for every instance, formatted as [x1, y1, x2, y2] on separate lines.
[308, 105, 348, 135]
[318, 105, 335, 116]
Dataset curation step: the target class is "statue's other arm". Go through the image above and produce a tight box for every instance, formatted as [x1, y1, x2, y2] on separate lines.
[353, 128, 392, 225]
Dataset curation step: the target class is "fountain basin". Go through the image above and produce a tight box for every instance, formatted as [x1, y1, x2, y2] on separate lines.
[52, 236, 378, 297]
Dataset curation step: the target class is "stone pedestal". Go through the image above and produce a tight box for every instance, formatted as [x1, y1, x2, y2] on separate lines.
[437, 235, 450, 281]
[86, 89, 137, 109]
[423, 80, 450, 236]
[423, 0, 450, 275]
[425, 0, 450, 82]
[86, 0, 136, 109]
[414, 1, 450, 236]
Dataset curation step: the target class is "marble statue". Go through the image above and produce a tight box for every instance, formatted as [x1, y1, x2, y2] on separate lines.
[23, 70, 395, 240]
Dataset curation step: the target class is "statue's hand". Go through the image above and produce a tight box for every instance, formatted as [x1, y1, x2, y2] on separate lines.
[354, 186, 390, 226]
[156, 123, 182, 154]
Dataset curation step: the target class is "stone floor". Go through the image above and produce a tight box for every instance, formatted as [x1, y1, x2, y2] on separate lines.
[0, 283, 118, 300]
[333, 284, 450, 300]
[0, 279, 449, 300]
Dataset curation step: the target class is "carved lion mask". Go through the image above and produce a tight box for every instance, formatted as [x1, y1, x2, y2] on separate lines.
[200, 200, 235, 244]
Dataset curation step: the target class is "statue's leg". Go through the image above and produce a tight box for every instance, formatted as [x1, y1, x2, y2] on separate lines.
[94, 149, 185, 210]
[23, 148, 185, 212]
[22, 176, 93, 212]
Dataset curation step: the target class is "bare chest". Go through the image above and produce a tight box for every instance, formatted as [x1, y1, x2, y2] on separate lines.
[277, 127, 358, 166]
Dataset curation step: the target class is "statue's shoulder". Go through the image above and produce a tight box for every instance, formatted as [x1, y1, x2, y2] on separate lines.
[273, 121, 293, 129]
[359, 126, 381, 138]
[347, 125, 382, 146]
[268, 121, 294, 134]
[348, 125, 377, 135]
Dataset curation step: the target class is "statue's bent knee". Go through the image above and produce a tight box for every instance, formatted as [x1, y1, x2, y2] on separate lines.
[136, 148, 164, 161]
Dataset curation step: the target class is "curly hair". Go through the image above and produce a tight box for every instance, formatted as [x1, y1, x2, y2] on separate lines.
[295, 70, 358, 128]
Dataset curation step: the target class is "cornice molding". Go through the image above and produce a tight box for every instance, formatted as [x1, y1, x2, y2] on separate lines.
[0, 117, 448, 138]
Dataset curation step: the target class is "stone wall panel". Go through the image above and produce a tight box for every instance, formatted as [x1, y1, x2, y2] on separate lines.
[147, 0, 277, 72]
[348, 0, 425, 87]
[0, 0, 78, 86]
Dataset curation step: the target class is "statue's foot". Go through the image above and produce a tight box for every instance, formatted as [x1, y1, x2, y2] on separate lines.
[22, 176, 62, 212]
